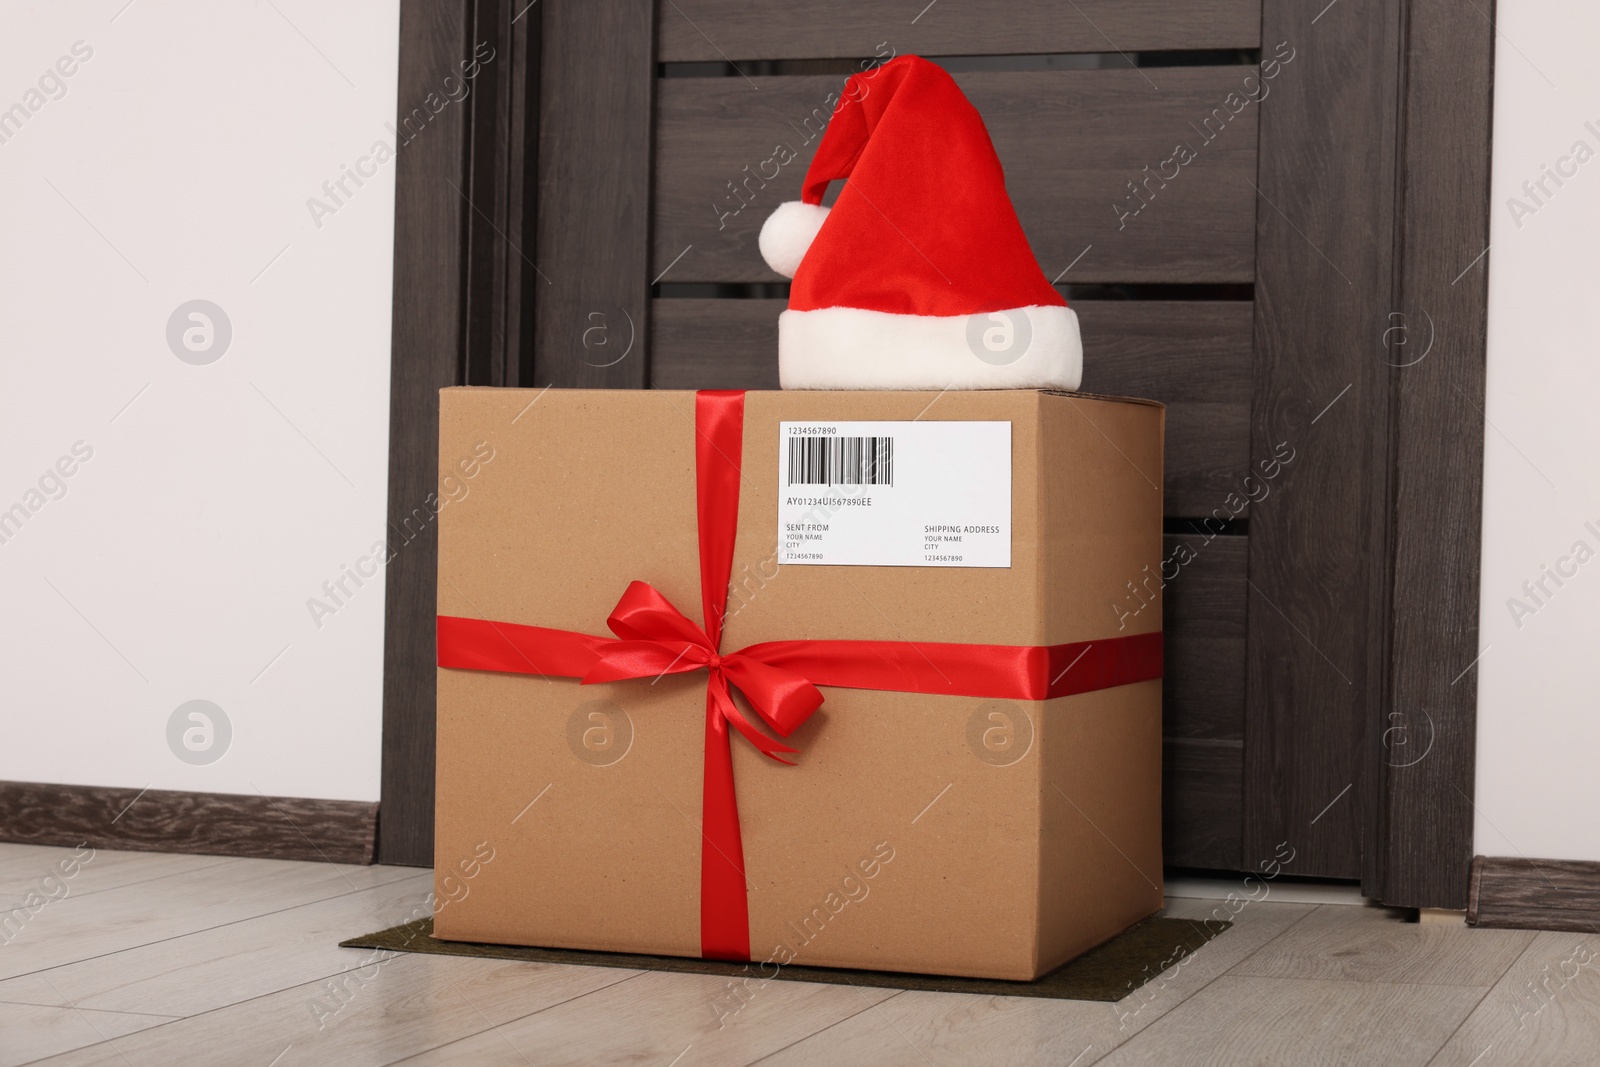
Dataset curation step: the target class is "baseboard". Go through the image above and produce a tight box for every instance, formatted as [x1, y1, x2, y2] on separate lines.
[0, 780, 378, 865]
[1468, 855, 1600, 932]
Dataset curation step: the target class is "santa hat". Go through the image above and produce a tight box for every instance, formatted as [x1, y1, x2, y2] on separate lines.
[759, 55, 1082, 391]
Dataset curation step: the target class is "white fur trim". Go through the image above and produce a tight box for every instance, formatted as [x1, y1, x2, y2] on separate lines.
[759, 201, 831, 278]
[778, 304, 1083, 391]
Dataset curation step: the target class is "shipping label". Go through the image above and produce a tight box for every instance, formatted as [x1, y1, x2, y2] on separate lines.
[776, 421, 1012, 568]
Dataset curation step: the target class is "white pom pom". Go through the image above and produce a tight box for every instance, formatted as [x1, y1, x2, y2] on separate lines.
[759, 201, 831, 278]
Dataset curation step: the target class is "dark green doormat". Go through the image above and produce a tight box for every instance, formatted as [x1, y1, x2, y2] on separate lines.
[340, 916, 1229, 1002]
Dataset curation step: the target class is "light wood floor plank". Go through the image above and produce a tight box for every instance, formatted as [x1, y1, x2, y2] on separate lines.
[0, 856, 416, 981]
[1097, 975, 1487, 1066]
[1229, 903, 1535, 986]
[26, 954, 641, 1066]
[395, 967, 902, 1066]
[755, 899, 1317, 1066]
[0, 844, 75, 871]
[0, 999, 176, 1067]
[0, 872, 432, 1017]
[0, 848, 231, 906]
[1428, 930, 1600, 1066]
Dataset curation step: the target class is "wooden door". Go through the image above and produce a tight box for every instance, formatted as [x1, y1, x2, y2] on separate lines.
[382, 0, 1493, 911]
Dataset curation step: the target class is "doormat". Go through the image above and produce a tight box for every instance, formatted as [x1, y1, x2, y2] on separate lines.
[340, 916, 1229, 1003]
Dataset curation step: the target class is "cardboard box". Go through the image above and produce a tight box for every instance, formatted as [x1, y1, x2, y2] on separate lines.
[434, 387, 1164, 981]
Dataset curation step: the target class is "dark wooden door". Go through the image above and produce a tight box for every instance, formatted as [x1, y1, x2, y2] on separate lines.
[382, 0, 1492, 910]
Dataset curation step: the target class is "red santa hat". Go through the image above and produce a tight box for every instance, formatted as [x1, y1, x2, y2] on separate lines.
[759, 55, 1081, 391]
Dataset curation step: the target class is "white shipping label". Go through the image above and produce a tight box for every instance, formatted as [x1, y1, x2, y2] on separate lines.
[777, 421, 1012, 568]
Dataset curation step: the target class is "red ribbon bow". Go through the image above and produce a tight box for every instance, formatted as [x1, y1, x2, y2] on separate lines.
[438, 390, 1162, 961]
[584, 579, 821, 763]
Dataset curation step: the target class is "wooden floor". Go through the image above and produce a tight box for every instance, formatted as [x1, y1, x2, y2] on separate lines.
[1, 844, 1595, 1065]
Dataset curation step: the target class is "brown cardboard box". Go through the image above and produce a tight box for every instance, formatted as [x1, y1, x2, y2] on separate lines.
[433, 387, 1164, 981]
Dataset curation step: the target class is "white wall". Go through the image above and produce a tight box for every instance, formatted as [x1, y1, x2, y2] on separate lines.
[1475, 0, 1600, 860]
[0, 2, 400, 801]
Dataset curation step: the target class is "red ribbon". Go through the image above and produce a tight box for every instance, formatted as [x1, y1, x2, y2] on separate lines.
[437, 389, 1162, 961]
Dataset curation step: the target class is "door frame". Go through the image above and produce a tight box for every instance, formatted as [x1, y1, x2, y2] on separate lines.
[1243, 0, 1495, 906]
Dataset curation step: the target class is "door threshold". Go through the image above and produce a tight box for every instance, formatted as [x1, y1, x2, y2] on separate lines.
[1164, 874, 1367, 906]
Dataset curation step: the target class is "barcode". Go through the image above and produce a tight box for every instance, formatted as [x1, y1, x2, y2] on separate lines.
[786, 436, 894, 487]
